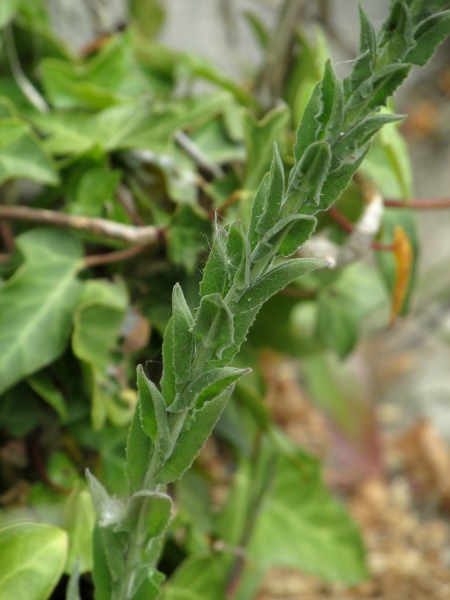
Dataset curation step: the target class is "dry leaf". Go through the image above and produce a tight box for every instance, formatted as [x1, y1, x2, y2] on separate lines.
[389, 226, 413, 325]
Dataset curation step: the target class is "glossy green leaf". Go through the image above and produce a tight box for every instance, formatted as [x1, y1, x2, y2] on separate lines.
[315, 262, 388, 358]
[0, 126, 58, 185]
[27, 371, 67, 420]
[0, 522, 68, 600]
[247, 451, 367, 583]
[0, 0, 20, 26]
[63, 486, 96, 574]
[161, 555, 227, 600]
[68, 167, 121, 218]
[0, 229, 83, 395]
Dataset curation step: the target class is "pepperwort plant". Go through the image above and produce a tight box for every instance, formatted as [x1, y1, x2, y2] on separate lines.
[86, 2, 450, 598]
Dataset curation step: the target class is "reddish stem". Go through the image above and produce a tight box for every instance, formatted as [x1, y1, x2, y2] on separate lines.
[384, 197, 450, 209]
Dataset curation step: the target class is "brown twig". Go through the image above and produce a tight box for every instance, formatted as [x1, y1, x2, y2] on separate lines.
[0, 220, 15, 252]
[384, 197, 450, 209]
[28, 432, 71, 496]
[0, 205, 164, 246]
[84, 243, 154, 267]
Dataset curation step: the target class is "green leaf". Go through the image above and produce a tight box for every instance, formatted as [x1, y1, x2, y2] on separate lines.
[27, 371, 67, 420]
[160, 318, 176, 406]
[68, 167, 121, 218]
[115, 490, 172, 541]
[255, 143, 285, 236]
[0, 117, 30, 149]
[0, 0, 20, 27]
[0, 522, 68, 600]
[0, 125, 58, 185]
[172, 284, 194, 387]
[346, 5, 377, 96]
[247, 451, 367, 584]
[405, 10, 450, 66]
[0, 229, 83, 395]
[92, 525, 113, 600]
[316, 60, 344, 145]
[155, 388, 233, 484]
[167, 366, 250, 413]
[225, 220, 251, 292]
[137, 366, 171, 462]
[125, 399, 154, 492]
[191, 294, 234, 360]
[285, 140, 332, 209]
[334, 113, 404, 165]
[235, 258, 327, 314]
[251, 214, 317, 262]
[161, 555, 227, 600]
[344, 63, 411, 125]
[315, 262, 388, 358]
[66, 558, 81, 600]
[72, 279, 128, 368]
[200, 222, 230, 297]
[247, 172, 270, 251]
[63, 486, 96, 574]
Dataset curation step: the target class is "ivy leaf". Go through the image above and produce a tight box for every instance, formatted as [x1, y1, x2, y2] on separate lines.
[160, 555, 227, 600]
[63, 486, 96, 574]
[0, 121, 58, 185]
[72, 279, 128, 430]
[0, 0, 20, 27]
[0, 229, 83, 395]
[0, 522, 68, 600]
[246, 450, 367, 584]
